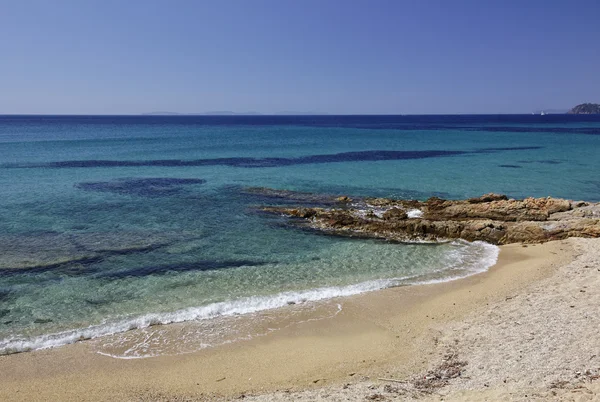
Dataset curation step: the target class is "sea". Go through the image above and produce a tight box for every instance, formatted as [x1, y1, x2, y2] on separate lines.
[1, 114, 599, 357]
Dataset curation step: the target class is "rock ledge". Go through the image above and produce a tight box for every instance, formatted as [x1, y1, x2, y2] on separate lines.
[262, 193, 600, 245]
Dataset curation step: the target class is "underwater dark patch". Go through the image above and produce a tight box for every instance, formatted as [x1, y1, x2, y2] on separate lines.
[10, 150, 466, 169]
[0, 255, 104, 277]
[236, 184, 455, 207]
[0, 243, 168, 278]
[517, 160, 563, 165]
[84, 298, 111, 306]
[476, 146, 543, 152]
[6, 147, 545, 170]
[75, 177, 206, 197]
[499, 164, 523, 168]
[236, 186, 342, 207]
[92, 243, 167, 256]
[537, 160, 562, 165]
[0, 288, 12, 302]
[33, 318, 53, 324]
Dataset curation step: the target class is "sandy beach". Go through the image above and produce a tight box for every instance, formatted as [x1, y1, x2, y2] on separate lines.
[1, 238, 598, 401]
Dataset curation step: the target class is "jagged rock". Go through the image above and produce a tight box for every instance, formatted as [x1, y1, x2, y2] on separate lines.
[468, 193, 508, 203]
[289, 208, 317, 219]
[424, 196, 572, 222]
[366, 198, 396, 207]
[326, 211, 361, 227]
[571, 201, 589, 208]
[382, 208, 408, 220]
[260, 193, 600, 245]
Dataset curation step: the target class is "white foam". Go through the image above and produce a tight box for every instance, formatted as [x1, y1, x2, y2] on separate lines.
[0, 280, 395, 355]
[415, 241, 499, 284]
[407, 209, 423, 218]
[0, 241, 499, 356]
[352, 205, 424, 220]
[352, 204, 390, 219]
[96, 303, 345, 360]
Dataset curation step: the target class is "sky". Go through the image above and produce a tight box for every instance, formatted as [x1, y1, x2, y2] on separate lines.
[1, 0, 599, 115]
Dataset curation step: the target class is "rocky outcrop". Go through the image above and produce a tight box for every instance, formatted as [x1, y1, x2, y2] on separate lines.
[261, 193, 600, 245]
[567, 103, 600, 114]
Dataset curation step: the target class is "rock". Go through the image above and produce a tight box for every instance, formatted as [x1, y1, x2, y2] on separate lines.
[382, 208, 408, 220]
[33, 318, 53, 324]
[292, 208, 317, 219]
[425, 196, 450, 210]
[75, 177, 206, 197]
[571, 201, 589, 208]
[366, 198, 396, 207]
[365, 210, 378, 218]
[425, 195, 571, 222]
[468, 193, 508, 203]
[541, 197, 571, 214]
[326, 212, 359, 227]
[336, 196, 352, 203]
[260, 192, 600, 245]
[502, 222, 548, 243]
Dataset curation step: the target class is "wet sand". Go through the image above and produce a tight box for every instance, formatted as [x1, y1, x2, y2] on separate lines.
[0, 240, 580, 401]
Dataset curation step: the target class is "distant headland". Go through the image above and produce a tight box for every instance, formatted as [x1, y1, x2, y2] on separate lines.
[567, 103, 600, 114]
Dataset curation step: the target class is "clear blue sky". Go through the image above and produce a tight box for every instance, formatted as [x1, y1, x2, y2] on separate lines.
[1, 0, 599, 114]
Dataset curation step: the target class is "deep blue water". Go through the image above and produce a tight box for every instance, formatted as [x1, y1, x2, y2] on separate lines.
[1, 114, 599, 356]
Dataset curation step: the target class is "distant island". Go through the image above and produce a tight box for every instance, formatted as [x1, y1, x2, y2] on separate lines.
[142, 111, 261, 116]
[567, 103, 600, 114]
[142, 111, 328, 116]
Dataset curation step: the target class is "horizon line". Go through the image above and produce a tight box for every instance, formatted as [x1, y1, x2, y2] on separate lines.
[0, 112, 573, 117]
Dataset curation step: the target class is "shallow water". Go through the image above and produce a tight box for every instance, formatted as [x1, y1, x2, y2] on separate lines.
[1, 114, 599, 355]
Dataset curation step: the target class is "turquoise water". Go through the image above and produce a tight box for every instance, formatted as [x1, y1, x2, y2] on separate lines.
[1, 115, 599, 355]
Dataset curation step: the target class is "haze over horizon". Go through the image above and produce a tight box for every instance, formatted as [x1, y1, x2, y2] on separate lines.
[1, 0, 598, 115]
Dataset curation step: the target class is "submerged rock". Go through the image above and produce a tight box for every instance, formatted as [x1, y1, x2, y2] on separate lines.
[261, 193, 600, 245]
[33, 318, 53, 324]
[75, 177, 206, 197]
[241, 186, 355, 207]
[0, 231, 176, 270]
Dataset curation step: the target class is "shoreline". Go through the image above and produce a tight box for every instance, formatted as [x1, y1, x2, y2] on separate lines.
[0, 239, 499, 358]
[0, 239, 586, 401]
